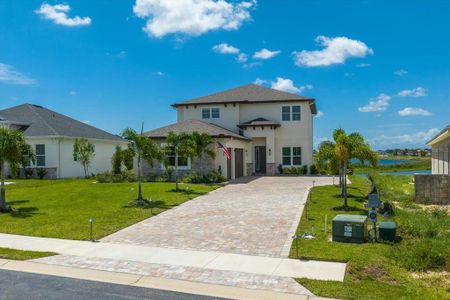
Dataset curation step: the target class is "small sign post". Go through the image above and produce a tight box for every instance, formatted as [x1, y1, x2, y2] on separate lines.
[89, 218, 95, 242]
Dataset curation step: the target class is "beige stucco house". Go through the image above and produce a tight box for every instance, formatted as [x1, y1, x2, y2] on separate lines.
[427, 125, 450, 175]
[0, 104, 127, 178]
[144, 84, 317, 179]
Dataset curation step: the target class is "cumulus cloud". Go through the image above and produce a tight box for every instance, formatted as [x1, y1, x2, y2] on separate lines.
[315, 110, 324, 118]
[394, 69, 408, 76]
[212, 43, 240, 54]
[293, 36, 373, 67]
[267, 77, 312, 94]
[253, 48, 281, 60]
[236, 53, 248, 63]
[358, 93, 391, 112]
[253, 78, 267, 85]
[398, 107, 432, 117]
[35, 3, 91, 26]
[370, 128, 439, 147]
[397, 87, 427, 97]
[0, 63, 36, 85]
[133, 0, 256, 38]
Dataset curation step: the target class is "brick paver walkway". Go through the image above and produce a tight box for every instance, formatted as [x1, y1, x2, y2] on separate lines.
[102, 176, 334, 257]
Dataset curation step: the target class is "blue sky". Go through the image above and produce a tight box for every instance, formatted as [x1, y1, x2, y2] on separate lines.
[1, 0, 449, 149]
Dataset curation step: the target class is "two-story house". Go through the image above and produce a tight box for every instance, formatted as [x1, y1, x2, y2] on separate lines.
[143, 84, 317, 179]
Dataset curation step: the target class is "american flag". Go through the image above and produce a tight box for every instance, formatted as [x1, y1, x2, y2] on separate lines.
[217, 142, 231, 160]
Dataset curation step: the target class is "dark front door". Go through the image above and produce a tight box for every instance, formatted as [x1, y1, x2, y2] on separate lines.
[234, 148, 244, 178]
[255, 146, 266, 174]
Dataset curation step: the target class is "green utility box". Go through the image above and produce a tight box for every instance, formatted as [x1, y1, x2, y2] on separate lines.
[332, 214, 368, 243]
[379, 221, 396, 242]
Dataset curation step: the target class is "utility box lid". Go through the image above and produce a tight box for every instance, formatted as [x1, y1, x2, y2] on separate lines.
[379, 221, 396, 229]
[333, 214, 367, 223]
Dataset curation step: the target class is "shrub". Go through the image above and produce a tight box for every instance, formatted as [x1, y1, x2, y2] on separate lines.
[96, 170, 136, 183]
[181, 171, 203, 184]
[24, 168, 34, 179]
[397, 208, 449, 239]
[206, 170, 227, 183]
[36, 168, 47, 180]
[111, 146, 123, 174]
[391, 238, 449, 272]
[301, 165, 308, 175]
[278, 164, 283, 174]
[282, 167, 302, 175]
[164, 167, 173, 181]
[310, 164, 318, 175]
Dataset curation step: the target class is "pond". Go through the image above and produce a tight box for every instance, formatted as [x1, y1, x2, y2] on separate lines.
[356, 170, 431, 177]
[350, 159, 416, 166]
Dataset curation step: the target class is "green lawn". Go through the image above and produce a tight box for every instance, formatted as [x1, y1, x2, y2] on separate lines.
[290, 176, 449, 300]
[0, 179, 218, 240]
[0, 247, 55, 260]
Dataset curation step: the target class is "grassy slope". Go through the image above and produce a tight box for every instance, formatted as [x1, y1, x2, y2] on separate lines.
[0, 247, 55, 260]
[290, 176, 448, 300]
[0, 179, 217, 240]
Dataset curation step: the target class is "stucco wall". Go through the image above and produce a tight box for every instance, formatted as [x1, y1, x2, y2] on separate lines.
[431, 139, 450, 175]
[177, 104, 240, 133]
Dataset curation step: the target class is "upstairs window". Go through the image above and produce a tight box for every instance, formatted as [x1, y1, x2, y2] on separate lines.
[35, 144, 46, 167]
[202, 108, 210, 119]
[292, 106, 301, 121]
[282, 106, 291, 121]
[211, 108, 220, 118]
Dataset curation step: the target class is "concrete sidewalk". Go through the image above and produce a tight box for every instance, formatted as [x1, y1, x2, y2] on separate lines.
[0, 259, 337, 300]
[0, 233, 346, 281]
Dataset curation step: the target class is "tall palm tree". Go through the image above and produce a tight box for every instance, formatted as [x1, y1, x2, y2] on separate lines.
[122, 124, 162, 205]
[0, 128, 32, 212]
[191, 132, 216, 176]
[166, 132, 195, 191]
[316, 128, 378, 208]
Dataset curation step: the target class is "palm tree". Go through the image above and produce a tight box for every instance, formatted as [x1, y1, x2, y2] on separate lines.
[122, 124, 162, 205]
[316, 128, 377, 208]
[166, 132, 195, 191]
[0, 128, 33, 212]
[191, 132, 216, 176]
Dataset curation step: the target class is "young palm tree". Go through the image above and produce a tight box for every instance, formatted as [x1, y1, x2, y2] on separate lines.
[122, 124, 162, 205]
[316, 128, 378, 208]
[166, 132, 195, 191]
[191, 132, 216, 176]
[0, 128, 32, 212]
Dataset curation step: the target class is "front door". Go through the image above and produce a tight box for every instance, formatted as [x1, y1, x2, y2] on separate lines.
[255, 146, 266, 174]
[234, 148, 244, 178]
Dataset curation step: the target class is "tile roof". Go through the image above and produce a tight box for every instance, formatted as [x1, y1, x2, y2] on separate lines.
[0, 104, 124, 141]
[172, 84, 317, 114]
[238, 118, 280, 128]
[144, 119, 250, 141]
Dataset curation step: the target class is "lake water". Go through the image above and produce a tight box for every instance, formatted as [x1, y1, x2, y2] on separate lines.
[380, 170, 431, 175]
[351, 159, 414, 166]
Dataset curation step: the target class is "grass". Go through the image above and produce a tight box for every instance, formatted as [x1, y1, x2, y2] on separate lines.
[0, 247, 55, 260]
[290, 175, 449, 300]
[0, 179, 218, 240]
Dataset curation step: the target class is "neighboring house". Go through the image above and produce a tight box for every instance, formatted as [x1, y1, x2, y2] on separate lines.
[144, 84, 317, 179]
[427, 125, 450, 175]
[0, 104, 127, 178]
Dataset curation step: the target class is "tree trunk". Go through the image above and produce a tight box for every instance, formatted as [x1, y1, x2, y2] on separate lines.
[343, 162, 348, 208]
[175, 147, 179, 191]
[0, 162, 6, 211]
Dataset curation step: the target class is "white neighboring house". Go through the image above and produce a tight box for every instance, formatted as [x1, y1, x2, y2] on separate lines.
[143, 84, 317, 179]
[427, 125, 450, 175]
[0, 104, 127, 178]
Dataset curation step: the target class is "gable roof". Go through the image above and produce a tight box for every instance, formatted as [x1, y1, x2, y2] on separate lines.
[0, 104, 124, 141]
[144, 119, 250, 141]
[172, 84, 317, 114]
[427, 125, 450, 146]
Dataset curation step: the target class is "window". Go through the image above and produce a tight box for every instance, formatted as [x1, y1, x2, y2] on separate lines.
[282, 146, 302, 166]
[211, 108, 220, 118]
[202, 108, 210, 119]
[282, 147, 291, 165]
[165, 147, 189, 168]
[292, 147, 302, 165]
[282, 106, 291, 121]
[35, 144, 46, 167]
[292, 106, 301, 121]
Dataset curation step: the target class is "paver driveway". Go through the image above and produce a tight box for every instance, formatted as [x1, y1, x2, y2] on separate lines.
[103, 176, 334, 257]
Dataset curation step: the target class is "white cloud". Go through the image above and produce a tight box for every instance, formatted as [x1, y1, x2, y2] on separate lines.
[133, 0, 256, 38]
[270, 77, 312, 94]
[358, 93, 391, 112]
[154, 71, 165, 76]
[236, 53, 248, 63]
[253, 48, 281, 60]
[0, 63, 36, 85]
[395, 69, 408, 76]
[397, 87, 427, 97]
[356, 63, 371, 68]
[83, 120, 91, 124]
[253, 78, 267, 85]
[315, 110, 324, 118]
[242, 61, 261, 69]
[398, 107, 432, 117]
[35, 3, 91, 27]
[370, 128, 439, 147]
[293, 36, 373, 67]
[212, 43, 240, 54]
[314, 136, 331, 149]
